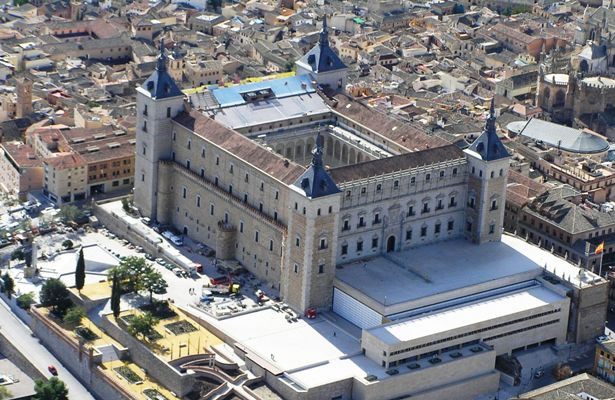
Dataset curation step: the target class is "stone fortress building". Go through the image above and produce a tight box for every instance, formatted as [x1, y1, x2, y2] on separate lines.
[134, 20, 608, 400]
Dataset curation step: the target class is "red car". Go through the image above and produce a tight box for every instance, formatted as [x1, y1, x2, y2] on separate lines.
[48, 365, 58, 376]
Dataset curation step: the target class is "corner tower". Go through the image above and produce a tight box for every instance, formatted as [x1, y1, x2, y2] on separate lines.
[295, 16, 348, 92]
[134, 40, 184, 220]
[282, 133, 342, 312]
[464, 99, 510, 244]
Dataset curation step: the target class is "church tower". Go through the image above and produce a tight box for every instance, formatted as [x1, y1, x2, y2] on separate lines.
[281, 133, 341, 312]
[295, 16, 348, 92]
[134, 40, 184, 221]
[464, 99, 510, 244]
[15, 77, 32, 119]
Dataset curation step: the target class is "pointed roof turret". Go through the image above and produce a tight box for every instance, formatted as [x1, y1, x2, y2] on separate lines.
[319, 15, 329, 46]
[140, 39, 183, 99]
[293, 130, 340, 199]
[467, 98, 510, 161]
[157, 38, 167, 71]
[295, 14, 346, 74]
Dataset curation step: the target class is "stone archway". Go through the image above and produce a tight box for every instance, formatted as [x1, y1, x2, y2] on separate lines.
[386, 235, 396, 253]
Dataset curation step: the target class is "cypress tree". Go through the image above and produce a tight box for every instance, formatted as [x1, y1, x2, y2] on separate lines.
[75, 248, 85, 292]
[111, 272, 121, 319]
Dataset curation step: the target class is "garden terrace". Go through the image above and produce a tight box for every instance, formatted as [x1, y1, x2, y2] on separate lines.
[116, 303, 222, 362]
[100, 360, 177, 400]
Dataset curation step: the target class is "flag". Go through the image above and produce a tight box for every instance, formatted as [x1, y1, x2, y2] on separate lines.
[596, 242, 605, 255]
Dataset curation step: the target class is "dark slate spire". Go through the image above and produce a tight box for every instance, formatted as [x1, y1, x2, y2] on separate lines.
[141, 39, 183, 99]
[157, 38, 167, 71]
[319, 15, 329, 47]
[311, 131, 324, 167]
[467, 98, 510, 161]
[296, 14, 346, 74]
[293, 130, 340, 199]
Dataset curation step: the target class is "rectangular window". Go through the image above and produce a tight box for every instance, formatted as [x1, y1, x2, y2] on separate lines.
[489, 224, 495, 234]
[372, 237, 378, 248]
[269, 240, 274, 251]
[318, 264, 324, 274]
[343, 219, 350, 231]
[166, 107, 171, 118]
[187, 140, 191, 150]
[436, 199, 443, 210]
[319, 238, 327, 250]
[356, 241, 363, 252]
[239, 221, 244, 233]
[196, 195, 201, 207]
[406, 229, 412, 240]
[449, 196, 457, 207]
[410, 177, 416, 185]
[182, 187, 186, 198]
[294, 264, 298, 273]
[421, 226, 427, 237]
[435, 223, 441, 234]
[341, 244, 348, 255]
[373, 213, 381, 224]
[254, 231, 259, 243]
[358, 216, 365, 228]
[275, 190, 279, 200]
[210, 204, 214, 216]
[448, 220, 454, 231]
[296, 237, 300, 247]
[408, 206, 415, 216]
[422, 202, 430, 214]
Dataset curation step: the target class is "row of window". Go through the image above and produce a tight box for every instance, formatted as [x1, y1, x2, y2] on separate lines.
[345, 169, 460, 198]
[341, 220, 456, 255]
[388, 308, 561, 357]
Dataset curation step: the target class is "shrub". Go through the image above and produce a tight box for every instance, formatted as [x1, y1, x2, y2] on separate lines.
[16, 292, 35, 310]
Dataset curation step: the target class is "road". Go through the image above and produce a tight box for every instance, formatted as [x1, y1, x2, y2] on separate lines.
[0, 301, 95, 400]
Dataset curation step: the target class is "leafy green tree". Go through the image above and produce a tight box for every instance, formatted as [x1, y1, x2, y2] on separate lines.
[127, 312, 158, 340]
[34, 377, 68, 400]
[108, 256, 149, 294]
[61, 240, 73, 250]
[16, 292, 35, 310]
[57, 205, 83, 223]
[111, 271, 121, 319]
[142, 269, 167, 304]
[75, 248, 85, 292]
[63, 306, 85, 328]
[0, 385, 11, 400]
[121, 197, 130, 213]
[40, 279, 72, 316]
[2, 273, 14, 300]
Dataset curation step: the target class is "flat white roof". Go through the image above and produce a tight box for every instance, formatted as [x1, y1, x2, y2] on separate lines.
[335, 235, 599, 313]
[366, 286, 565, 345]
[215, 308, 360, 372]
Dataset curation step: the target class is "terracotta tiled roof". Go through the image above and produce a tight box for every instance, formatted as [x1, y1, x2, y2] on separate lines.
[1, 142, 41, 168]
[330, 94, 449, 152]
[329, 144, 464, 184]
[173, 111, 305, 185]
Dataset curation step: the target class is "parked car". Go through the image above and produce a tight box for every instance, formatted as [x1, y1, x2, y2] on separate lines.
[48, 365, 58, 376]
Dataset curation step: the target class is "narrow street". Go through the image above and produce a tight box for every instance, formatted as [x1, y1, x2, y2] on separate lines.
[0, 300, 96, 400]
